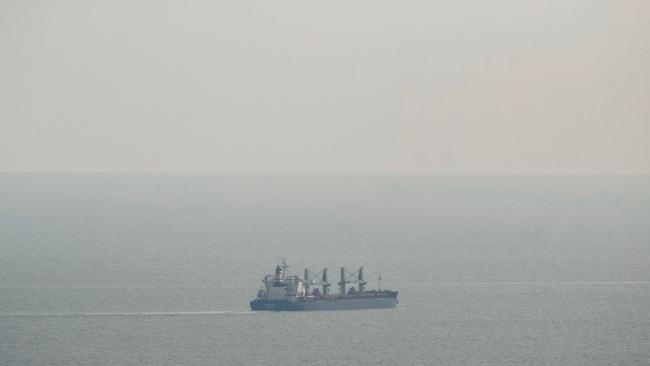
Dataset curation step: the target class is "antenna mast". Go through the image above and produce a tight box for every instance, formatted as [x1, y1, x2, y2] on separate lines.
[280, 257, 290, 278]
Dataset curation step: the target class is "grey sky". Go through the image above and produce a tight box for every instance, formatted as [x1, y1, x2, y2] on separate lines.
[1, 0, 648, 174]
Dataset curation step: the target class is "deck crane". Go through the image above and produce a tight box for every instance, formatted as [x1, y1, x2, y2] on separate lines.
[338, 267, 367, 295]
[303, 268, 331, 296]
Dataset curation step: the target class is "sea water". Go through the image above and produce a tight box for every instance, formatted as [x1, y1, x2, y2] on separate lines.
[1, 174, 648, 365]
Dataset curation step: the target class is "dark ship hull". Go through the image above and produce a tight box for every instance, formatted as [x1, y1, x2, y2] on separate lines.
[250, 292, 398, 311]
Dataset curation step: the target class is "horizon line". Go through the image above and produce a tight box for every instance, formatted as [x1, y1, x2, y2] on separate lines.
[1, 171, 649, 177]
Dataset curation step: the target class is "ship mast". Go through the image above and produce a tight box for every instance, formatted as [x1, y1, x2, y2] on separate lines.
[280, 257, 290, 279]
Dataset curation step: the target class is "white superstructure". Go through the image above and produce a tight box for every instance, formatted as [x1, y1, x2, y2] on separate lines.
[259, 265, 305, 300]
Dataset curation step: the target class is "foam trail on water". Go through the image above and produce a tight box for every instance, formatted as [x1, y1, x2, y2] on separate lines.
[0, 311, 255, 318]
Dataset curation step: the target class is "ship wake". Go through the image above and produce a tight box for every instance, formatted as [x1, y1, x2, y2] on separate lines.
[0, 311, 255, 318]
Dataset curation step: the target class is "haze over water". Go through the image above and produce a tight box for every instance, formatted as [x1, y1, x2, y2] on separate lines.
[2, 0, 649, 364]
[1, 174, 648, 365]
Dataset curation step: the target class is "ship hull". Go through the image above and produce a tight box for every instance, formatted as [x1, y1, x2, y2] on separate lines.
[250, 296, 398, 311]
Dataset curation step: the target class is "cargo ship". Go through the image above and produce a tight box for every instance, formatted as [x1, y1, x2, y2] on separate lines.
[249, 262, 398, 311]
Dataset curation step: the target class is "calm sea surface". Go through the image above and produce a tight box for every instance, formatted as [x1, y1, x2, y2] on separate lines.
[1, 175, 648, 365]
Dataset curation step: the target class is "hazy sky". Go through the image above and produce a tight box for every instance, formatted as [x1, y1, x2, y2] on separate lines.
[1, 0, 648, 174]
